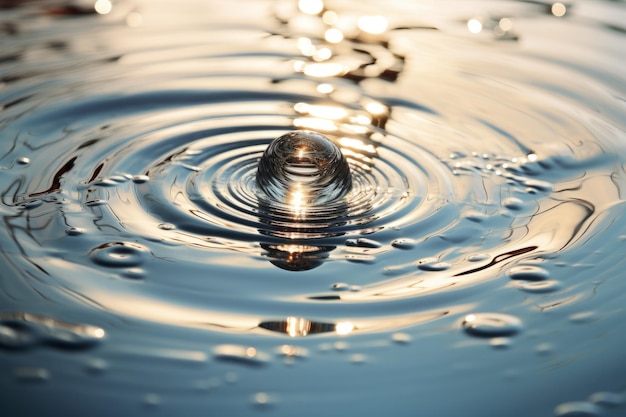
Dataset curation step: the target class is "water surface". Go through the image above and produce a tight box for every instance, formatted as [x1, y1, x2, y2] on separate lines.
[1, 0, 625, 415]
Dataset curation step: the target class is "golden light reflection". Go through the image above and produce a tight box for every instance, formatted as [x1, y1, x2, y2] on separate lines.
[551, 3, 567, 17]
[94, 0, 112, 15]
[322, 10, 338, 25]
[498, 18, 513, 32]
[126, 12, 143, 27]
[339, 137, 376, 154]
[294, 117, 338, 131]
[365, 101, 387, 116]
[317, 83, 334, 94]
[314, 47, 332, 61]
[467, 18, 483, 34]
[302, 62, 347, 77]
[325, 28, 344, 43]
[358, 15, 388, 35]
[286, 316, 311, 337]
[335, 321, 355, 335]
[298, 0, 324, 15]
[295, 103, 348, 120]
[297, 37, 316, 56]
[289, 188, 307, 218]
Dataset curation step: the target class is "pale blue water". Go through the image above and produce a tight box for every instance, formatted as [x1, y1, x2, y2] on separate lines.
[0, 0, 625, 415]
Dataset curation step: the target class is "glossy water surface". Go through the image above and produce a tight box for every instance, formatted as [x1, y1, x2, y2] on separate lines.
[1, 0, 625, 416]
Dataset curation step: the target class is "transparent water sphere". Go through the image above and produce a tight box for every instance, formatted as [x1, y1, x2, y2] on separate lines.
[256, 130, 352, 206]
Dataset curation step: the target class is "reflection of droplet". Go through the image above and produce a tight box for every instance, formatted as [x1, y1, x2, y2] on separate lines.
[502, 197, 524, 210]
[90, 242, 149, 267]
[416, 258, 451, 271]
[462, 313, 523, 337]
[346, 238, 382, 248]
[17, 157, 30, 165]
[391, 238, 416, 250]
[132, 174, 149, 183]
[65, 227, 85, 236]
[256, 130, 352, 206]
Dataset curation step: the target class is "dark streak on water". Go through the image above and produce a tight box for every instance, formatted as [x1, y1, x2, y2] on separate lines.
[0, 0, 626, 416]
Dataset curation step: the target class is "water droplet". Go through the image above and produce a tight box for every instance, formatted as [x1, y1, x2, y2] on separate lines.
[588, 391, 624, 407]
[391, 238, 416, 249]
[554, 401, 602, 417]
[391, 332, 411, 344]
[462, 313, 523, 337]
[90, 242, 149, 267]
[158, 223, 175, 230]
[213, 344, 270, 366]
[14, 367, 50, 382]
[346, 238, 382, 248]
[349, 285, 361, 292]
[256, 130, 352, 205]
[507, 265, 550, 281]
[515, 280, 561, 293]
[132, 174, 149, 183]
[416, 258, 451, 271]
[16, 157, 30, 165]
[468, 253, 490, 262]
[502, 197, 524, 210]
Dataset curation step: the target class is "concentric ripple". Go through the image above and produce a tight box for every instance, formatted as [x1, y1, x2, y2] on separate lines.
[1, 0, 625, 415]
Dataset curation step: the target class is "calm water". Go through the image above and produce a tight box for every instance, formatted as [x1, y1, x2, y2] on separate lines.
[1, 0, 625, 415]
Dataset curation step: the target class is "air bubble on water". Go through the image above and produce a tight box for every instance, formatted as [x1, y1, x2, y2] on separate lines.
[14, 367, 50, 382]
[85, 358, 108, 374]
[588, 391, 624, 407]
[554, 401, 602, 417]
[569, 311, 597, 324]
[391, 238, 416, 250]
[391, 332, 411, 345]
[416, 258, 451, 271]
[346, 238, 382, 248]
[142, 393, 161, 408]
[16, 157, 30, 165]
[462, 313, 523, 337]
[132, 174, 150, 183]
[213, 344, 270, 366]
[90, 242, 150, 268]
[65, 227, 85, 236]
[256, 130, 352, 205]
[331, 282, 350, 291]
[158, 223, 176, 230]
[502, 197, 524, 210]
[515, 280, 561, 293]
[507, 265, 550, 281]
